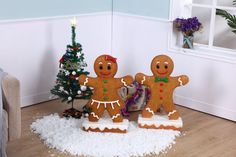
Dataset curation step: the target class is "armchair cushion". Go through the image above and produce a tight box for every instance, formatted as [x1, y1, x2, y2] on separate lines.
[3, 109, 8, 141]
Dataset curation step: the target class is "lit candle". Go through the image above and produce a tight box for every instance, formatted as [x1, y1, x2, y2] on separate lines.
[70, 17, 77, 27]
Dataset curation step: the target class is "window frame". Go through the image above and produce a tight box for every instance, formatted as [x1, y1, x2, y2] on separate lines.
[168, 0, 236, 63]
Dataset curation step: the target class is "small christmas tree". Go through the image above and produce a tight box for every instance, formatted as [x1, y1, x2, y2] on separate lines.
[51, 17, 93, 118]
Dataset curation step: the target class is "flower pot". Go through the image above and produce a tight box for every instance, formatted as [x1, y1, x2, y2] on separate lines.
[183, 35, 194, 49]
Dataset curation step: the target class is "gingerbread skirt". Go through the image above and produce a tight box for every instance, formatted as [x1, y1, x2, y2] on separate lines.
[88, 99, 124, 122]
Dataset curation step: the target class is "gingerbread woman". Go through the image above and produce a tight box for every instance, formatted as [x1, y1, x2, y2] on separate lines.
[79, 54, 133, 123]
[135, 55, 189, 120]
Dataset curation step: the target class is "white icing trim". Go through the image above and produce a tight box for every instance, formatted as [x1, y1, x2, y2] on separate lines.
[111, 104, 114, 109]
[141, 76, 146, 84]
[84, 77, 89, 86]
[112, 114, 121, 120]
[91, 99, 120, 109]
[97, 102, 101, 109]
[82, 118, 129, 131]
[108, 62, 111, 65]
[168, 110, 177, 117]
[146, 108, 154, 115]
[178, 77, 183, 86]
[138, 115, 183, 128]
[121, 78, 128, 87]
[91, 112, 99, 120]
[164, 61, 169, 64]
[91, 99, 119, 104]
[99, 62, 103, 65]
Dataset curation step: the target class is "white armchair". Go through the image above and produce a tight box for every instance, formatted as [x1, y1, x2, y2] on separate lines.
[1, 74, 21, 157]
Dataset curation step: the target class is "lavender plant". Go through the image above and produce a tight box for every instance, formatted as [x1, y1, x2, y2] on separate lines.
[174, 17, 202, 36]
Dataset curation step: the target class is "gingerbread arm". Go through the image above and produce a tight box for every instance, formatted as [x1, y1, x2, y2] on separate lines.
[135, 73, 152, 86]
[78, 74, 97, 87]
[172, 75, 189, 87]
[115, 75, 134, 88]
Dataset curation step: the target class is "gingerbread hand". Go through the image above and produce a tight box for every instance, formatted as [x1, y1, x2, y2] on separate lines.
[122, 75, 133, 86]
[135, 73, 144, 84]
[116, 75, 133, 88]
[78, 74, 88, 85]
[135, 73, 151, 85]
[177, 75, 189, 86]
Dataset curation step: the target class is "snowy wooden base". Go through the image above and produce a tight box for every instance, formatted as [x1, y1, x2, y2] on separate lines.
[31, 114, 181, 157]
[82, 118, 129, 133]
[138, 115, 183, 131]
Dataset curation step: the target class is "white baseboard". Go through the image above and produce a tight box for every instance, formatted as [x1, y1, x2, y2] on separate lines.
[21, 91, 56, 107]
[174, 94, 236, 122]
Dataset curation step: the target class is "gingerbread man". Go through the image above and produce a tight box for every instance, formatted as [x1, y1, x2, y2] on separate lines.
[79, 55, 133, 123]
[135, 55, 189, 120]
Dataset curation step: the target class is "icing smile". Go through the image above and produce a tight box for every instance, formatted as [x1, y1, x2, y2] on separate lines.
[157, 70, 168, 75]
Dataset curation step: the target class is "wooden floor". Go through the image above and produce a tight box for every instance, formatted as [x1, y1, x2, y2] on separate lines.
[7, 99, 236, 157]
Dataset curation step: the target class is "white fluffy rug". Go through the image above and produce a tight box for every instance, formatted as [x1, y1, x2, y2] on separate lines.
[31, 114, 180, 157]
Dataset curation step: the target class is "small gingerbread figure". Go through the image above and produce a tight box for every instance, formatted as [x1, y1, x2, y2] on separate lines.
[136, 55, 189, 130]
[79, 54, 133, 132]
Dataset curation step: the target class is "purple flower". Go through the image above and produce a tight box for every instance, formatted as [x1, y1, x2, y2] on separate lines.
[174, 17, 202, 35]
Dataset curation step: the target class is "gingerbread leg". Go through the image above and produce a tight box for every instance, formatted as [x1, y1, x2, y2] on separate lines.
[142, 100, 159, 118]
[163, 101, 180, 120]
[107, 103, 123, 123]
[88, 102, 105, 122]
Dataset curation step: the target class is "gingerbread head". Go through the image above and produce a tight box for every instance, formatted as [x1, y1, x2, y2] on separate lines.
[94, 55, 118, 78]
[151, 55, 174, 78]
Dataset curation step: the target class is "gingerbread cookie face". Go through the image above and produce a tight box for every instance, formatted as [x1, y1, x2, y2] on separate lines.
[94, 55, 118, 78]
[151, 55, 174, 78]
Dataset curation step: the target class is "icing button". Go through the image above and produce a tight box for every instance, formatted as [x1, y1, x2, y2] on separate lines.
[104, 79, 108, 83]
[104, 88, 107, 93]
[160, 89, 163, 93]
[160, 83, 164, 86]
[160, 97, 163, 100]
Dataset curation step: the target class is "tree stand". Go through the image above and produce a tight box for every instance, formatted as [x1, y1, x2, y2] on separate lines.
[62, 101, 82, 119]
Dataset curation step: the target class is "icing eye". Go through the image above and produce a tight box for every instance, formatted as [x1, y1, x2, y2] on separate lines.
[164, 65, 168, 69]
[156, 64, 160, 69]
[107, 65, 111, 70]
[99, 65, 103, 70]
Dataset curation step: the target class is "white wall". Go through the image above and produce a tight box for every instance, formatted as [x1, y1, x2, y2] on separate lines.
[112, 13, 236, 121]
[112, 13, 169, 77]
[170, 52, 236, 121]
[1, 11, 235, 121]
[0, 13, 112, 107]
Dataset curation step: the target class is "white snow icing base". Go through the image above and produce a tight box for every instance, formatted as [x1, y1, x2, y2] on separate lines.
[138, 114, 183, 129]
[31, 114, 181, 157]
[82, 118, 129, 131]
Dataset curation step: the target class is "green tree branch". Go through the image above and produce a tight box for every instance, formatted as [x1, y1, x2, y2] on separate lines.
[216, 9, 236, 34]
